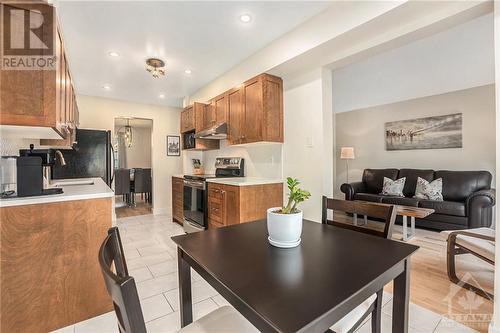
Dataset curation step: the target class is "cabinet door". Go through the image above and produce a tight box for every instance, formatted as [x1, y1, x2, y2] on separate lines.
[0, 5, 51, 128]
[242, 77, 263, 143]
[228, 88, 243, 145]
[223, 185, 240, 225]
[172, 177, 184, 224]
[204, 103, 216, 129]
[193, 103, 205, 132]
[214, 93, 228, 124]
[181, 107, 195, 133]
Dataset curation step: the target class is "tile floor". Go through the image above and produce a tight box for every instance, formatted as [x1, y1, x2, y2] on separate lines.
[51, 214, 478, 333]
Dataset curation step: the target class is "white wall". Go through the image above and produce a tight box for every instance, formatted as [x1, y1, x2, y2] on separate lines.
[334, 85, 496, 197]
[332, 13, 494, 114]
[124, 126, 152, 169]
[77, 95, 182, 215]
[281, 69, 333, 222]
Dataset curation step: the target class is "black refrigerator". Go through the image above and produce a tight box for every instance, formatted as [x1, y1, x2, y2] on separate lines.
[52, 129, 114, 186]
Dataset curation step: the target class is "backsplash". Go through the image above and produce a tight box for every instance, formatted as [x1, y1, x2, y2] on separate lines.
[184, 141, 283, 179]
[0, 138, 39, 156]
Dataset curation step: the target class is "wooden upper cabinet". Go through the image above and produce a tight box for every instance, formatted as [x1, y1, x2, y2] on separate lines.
[193, 102, 207, 132]
[240, 74, 283, 144]
[228, 87, 244, 145]
[2, 6, 79, 142]
[214, 93, 228, 125]
[227, 74, 283, 145]
[204, 102, 216, 129]
[180, 73, 283, 147]
[180, 106, 195, 133]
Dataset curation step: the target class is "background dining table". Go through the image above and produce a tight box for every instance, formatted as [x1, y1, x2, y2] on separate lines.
[172, 219, 419, 333]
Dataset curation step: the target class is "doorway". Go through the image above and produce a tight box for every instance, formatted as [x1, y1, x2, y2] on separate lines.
[113, 117, 153, 218]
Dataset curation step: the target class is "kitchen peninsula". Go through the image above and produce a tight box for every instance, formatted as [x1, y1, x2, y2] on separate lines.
[0, 177, 114, 333]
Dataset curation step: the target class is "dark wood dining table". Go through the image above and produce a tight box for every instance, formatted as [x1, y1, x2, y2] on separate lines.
[171, 219, 419, 333]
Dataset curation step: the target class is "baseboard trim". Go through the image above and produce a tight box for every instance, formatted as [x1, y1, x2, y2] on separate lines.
[153, 207, 169, 215]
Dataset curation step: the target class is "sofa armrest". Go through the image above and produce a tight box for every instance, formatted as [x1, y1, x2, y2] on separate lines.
[340, 182, 366, 201]
[466, 189, 495, 228]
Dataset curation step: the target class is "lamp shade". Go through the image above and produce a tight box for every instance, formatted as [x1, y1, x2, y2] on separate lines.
[340, 147, 355, 159]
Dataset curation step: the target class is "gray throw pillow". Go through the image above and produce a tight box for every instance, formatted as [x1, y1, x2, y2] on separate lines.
[380, 177, 406, 197]
[414, 177, 443, 201]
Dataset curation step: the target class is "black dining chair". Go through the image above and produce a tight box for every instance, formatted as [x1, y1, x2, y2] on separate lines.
[98, 227, 258, 333]
[133, 168, 152, 203]
[99, 227, 146, 333]
[115, 169, 132, 206]
[321, 197, 397, 333]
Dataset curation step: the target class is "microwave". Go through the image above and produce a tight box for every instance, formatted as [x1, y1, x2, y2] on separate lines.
[183, 131, 196, 150]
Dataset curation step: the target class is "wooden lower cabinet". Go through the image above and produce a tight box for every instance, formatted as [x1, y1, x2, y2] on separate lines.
[0, 198, 113, 333]
[172, 176, 184, 224]
[208, 182, 283, 228]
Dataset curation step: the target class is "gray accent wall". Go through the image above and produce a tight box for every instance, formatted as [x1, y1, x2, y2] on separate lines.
[334, 85, 496, 197]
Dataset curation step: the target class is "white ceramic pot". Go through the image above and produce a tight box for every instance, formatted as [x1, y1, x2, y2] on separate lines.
[267, 207, 303, 248]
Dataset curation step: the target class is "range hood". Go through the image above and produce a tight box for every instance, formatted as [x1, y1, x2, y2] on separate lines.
[194, 122, 228, 140]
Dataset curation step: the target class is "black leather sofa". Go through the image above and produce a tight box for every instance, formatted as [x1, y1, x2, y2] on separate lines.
[341, 168, 495, 230]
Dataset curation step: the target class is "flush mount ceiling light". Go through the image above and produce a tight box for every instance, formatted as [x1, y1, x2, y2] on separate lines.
[102, 84, 111, 90]
[184, 69, 192, 75]
[158, 93, 165, 99]
[108, 51, 120, 57]
[239, 14, 252, 23]
[145, 58, 166, 78]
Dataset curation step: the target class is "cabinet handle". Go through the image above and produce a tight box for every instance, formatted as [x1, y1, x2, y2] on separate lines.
[212, 208, 219, 211]
[221, 190, 226, 194]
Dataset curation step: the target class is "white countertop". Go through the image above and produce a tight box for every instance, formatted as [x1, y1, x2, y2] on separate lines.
[0, 178, 114, 208]
[206, 177, 283, 187]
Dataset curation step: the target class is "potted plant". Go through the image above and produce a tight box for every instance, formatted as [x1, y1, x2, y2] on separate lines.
[267, 177, 311, 248]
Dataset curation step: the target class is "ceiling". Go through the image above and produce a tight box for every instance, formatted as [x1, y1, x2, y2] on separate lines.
[57, 1, 332, 108]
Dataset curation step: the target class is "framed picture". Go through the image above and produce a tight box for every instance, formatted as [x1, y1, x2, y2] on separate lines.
[167, 135, 180, 156]
[385, 113, 462, 151]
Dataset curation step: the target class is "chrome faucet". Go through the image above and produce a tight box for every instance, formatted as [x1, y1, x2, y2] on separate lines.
[55, 150, 66, 166]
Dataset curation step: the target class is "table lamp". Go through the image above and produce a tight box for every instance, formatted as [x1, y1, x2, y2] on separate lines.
[340, 147, 355, 183]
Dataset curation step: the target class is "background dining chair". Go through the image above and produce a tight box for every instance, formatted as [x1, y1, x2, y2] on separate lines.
[99, 227, 258, 333]
[133, 168, 152, 203]
[115, 168, 132, 206]
[441, 228, 494, 299]
[322, 197, 397, 239]
[322, 196, 397, 333]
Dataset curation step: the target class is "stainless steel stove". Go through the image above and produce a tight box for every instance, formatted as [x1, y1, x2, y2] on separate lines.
[183, 157, 244, 233]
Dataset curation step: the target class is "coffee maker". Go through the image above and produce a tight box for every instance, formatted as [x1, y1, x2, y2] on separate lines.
[17, 145, 64, 197]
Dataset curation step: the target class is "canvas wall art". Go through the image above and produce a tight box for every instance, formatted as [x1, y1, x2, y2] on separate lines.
[385, 113, 462, 151]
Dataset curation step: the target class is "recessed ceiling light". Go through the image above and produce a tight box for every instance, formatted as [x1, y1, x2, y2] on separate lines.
[239, 14, 252, 23]
[102, 84, 111, 90]
[108, 51, 120, 57]
[184, 69, 192, 75]
[158, 93, 165, 99]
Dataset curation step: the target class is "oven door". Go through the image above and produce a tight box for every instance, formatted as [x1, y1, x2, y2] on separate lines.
[183, 179, 207, 232]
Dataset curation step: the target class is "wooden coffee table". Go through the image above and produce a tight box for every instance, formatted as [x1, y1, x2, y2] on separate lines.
[354, 201, 434, 241]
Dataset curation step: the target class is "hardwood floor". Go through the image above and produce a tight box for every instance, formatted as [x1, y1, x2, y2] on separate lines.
[333, 213, 493, 332]
[115, 196, 152, 218]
